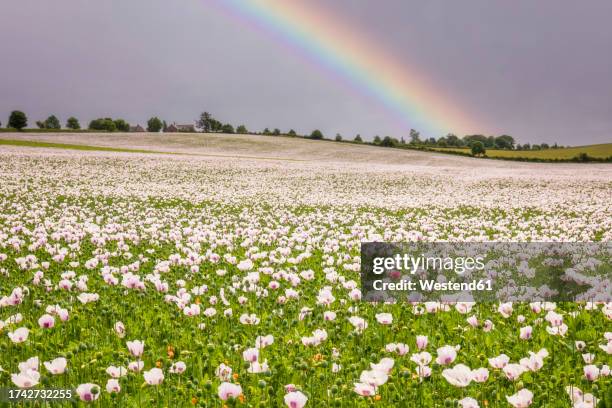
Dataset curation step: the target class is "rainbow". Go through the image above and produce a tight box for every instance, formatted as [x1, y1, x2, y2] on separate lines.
[215, 0, 481, 136]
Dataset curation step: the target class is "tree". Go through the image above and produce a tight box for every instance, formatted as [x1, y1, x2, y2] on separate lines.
[66, 117, 80, 130]
[437, 138, 448, 147]
[373, 135, 381, 144]
[309, 129, 323, 140]
[471, 141, 486, 156]
[36, 120, 46, 129]
[163, 120, 168, 132]
[8, 110, 27, 130]
[335, 133, 343, 142]
[288, 129, 297, 136]
[221, 123, 235, 134]
[409, 129, 421, 144]
[147, 117, 163, 133]
[210, 119, 222, 132]
[196, 112, 211, 132]
[89, 118, 116, 132]
[272, 128, 281, 136]
[44, 115, 61, 130]
[380, 136, 397, 147]
[464, 134, 488, 147]
[113, 119, 129, 132]
[196, 112, 215, 132]
[445, 133, 462, 147]
[486, 135, 496, 148]
[354, 134, 362, 142]
[494, 134, 515, 150]
[236, 125, 248, 134]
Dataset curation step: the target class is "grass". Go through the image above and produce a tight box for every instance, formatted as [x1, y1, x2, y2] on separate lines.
[431, 143, 612, 160]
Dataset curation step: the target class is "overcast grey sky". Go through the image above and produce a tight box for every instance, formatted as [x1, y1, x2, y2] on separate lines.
[1, 0, 611, 144]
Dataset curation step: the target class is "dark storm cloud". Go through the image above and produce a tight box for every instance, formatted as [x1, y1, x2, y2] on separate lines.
[1, 0, 611, 144]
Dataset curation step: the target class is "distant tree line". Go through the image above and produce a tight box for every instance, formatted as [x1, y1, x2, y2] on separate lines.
[87, 118, 129, 132]
[2, 110, 567, 155]
[358, 131, 565, 153]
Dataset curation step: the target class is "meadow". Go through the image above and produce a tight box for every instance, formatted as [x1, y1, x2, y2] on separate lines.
[431, 144, 612, 161]
[0, 138, 611, 407]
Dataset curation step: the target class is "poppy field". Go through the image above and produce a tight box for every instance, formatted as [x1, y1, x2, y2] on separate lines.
[0, 147, 610, 407]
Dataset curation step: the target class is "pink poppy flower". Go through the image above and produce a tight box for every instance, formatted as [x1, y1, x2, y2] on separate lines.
[436, 345, 457, 365]
[375, 313, 393, 325]
[169, 361, 186, 374]
[459, 397, 480, 408]
[11, 370, 40, 388]
[8, 327, 29, 343]
[43, 358, 67, 374]
[126, 340, 144, 357]
[242, 348, 259, 363]
[143, 367, 164, 385]
[488, 354, 510, 369]
[76, 383, 100, 402]
[218, 382, 242, 401]
[503, 364, 527, 381]
[284, 391, 308, 408]
[442, 364, 473, 387]
[472, 367, 489, 383]
[215, 364, 232, 381]
[106, 379, 121, 394]
[519, 326, 532, 340]
[370, 358, 394, 374]
[353, 382, 376, 396]
[106, 366, 127, 378]
[114, 321, 126, 338]
[584, 365, 600, 381]
[38, 314, 55, 329]
[506, 389, 533, 408]
[416, 335, 428, 350]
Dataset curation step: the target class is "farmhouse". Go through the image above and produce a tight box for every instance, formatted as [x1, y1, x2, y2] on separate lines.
[165, 123, 196, 133]
[129, 124, 145, 132]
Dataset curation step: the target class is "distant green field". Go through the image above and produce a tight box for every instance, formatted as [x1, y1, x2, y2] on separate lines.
[432, 143, 612, 160]
[0, 138, 303, 162]
[0, 138, 163, 154]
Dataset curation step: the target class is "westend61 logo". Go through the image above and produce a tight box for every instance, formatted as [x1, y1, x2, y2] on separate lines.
[360, 242, 611, 302]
